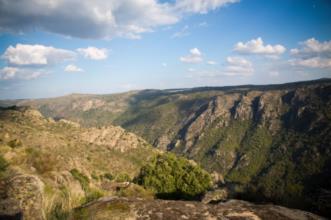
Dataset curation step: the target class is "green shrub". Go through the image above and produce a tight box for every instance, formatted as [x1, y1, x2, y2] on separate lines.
[116, 184, 154, 199]
[26, 148, 58, 174]
[70, 169, 90, 192]
[7, 139, 23, 148]
[47, 186, 71, 220]
[136, 153, 212, 199]
[85, 189, 104, 203]
[102, 173, 114, 181]
[0, 155, 8, 172]
[115, 173, 131, 182]
[91, 172, 99, 180]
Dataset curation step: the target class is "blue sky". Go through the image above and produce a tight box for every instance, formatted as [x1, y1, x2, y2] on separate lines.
[0, 0, 330, 99]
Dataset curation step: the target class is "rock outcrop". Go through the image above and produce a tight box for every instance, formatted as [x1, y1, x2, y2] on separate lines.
[0, 107, 157, 219]
[72, 197, 325, 220]
[0, 173, 45, 220]
[201, 188, 229, 204]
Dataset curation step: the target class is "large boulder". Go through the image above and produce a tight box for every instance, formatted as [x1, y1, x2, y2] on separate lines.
[201, 188, 228, 204]
[0, 174, 45, 220]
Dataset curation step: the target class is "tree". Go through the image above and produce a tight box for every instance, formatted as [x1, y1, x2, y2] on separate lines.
[136, 153, 211, 199]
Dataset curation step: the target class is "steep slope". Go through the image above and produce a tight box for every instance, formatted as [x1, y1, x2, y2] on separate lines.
[1, 78, 331, 217]
[112, 79, 331, 216]
[0, 106, 157, 219]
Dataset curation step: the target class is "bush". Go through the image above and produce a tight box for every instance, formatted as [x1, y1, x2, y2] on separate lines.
[7, 139, 23, 148]
[116, 184, 154, 199]
[70, 169, 90, 192]
[115, 173, 131, 182]
[136, 153, 212, 199]
[0, 155, 8, 172]
[85, 189, 104, 203]
[26, 148, 58, 174]
[102, 173, 114, 181]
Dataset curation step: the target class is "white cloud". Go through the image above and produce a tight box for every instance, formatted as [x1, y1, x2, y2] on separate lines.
[186, 56, 254, 78]
[291, 38, 331, 56]
[223, 56, 254, 76]
[77, 47, 108, 60]
[175, 0, 239, 14]
[2, 44, 75, 65]
[269, 71, 279, 77]
[207, 60, 217, 65]
[0, 0, 238, 39]
[65, 64, 83, 72]
[234, 37, 286, 56]
[290, 57, 331, 68]
[197, 22, 208, 27]
[0, 67, 18, 79]
[290, 38, 331, 69]
[180, 48, 203, 63]
[171, 25, 190, 38]
[0, 66, 43, 80]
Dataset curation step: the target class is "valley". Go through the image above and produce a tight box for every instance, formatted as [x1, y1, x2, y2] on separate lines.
[0, 79, 330, 219]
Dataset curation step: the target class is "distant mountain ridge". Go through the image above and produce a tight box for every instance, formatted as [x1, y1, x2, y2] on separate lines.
[1, 78, 331, 217]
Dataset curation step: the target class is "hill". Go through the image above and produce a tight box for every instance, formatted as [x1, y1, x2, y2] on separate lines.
[0, 106, 157, 219]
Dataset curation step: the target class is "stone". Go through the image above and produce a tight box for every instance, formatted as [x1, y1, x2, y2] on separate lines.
[201, 189, 228, 204]
[0, 174, 45, 220]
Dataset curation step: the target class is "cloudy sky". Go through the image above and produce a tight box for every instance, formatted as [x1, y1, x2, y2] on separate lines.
[0, 0, 330, 99]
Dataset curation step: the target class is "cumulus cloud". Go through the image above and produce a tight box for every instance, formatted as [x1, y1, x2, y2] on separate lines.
[65, 64, 83, 72]
[0, 43, 77, 80]
[290, 38, 331, 56]
[175, 0, 239, 14]
[207, 60, 217, 65]
[77, 47, 108, 60]
[290, 38, 331, 68]
[2, 44, 75, 65]
[186, 56, 254, 78]
[290, 57, 331, 68]
[180, 48, 203, 63]
[234, 37, 286, 56]
[223, 56, 254, 76]
[0, 0, 238, 39]
[0, 66, 43, 80]
[0, 67, 18, 79]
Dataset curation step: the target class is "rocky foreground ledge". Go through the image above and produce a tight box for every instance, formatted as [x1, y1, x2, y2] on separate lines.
[72, 197, 325, 220]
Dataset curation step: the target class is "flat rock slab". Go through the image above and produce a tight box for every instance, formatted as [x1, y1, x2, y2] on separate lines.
[71, 197, 325, 220]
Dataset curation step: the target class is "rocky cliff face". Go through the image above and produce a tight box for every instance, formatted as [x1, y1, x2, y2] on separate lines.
[166, 83, 331, 217]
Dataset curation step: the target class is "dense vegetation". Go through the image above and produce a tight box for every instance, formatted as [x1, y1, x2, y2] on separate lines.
[136, 153, 212, 199]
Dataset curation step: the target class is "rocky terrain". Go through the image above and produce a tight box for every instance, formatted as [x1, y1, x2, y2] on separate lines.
[72, 197, 324, 220]
[1, 79, 331, 218]
[0, 107, 157, 219]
